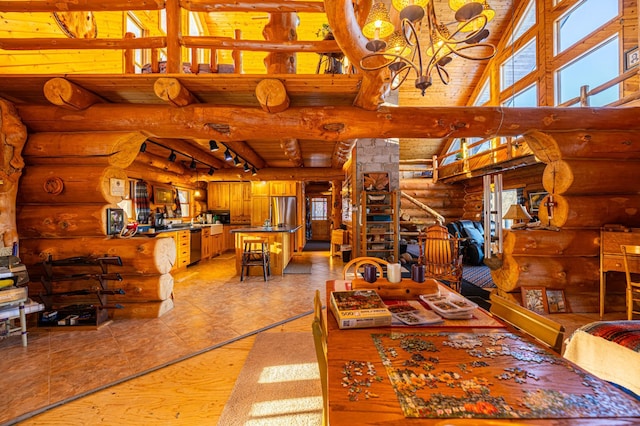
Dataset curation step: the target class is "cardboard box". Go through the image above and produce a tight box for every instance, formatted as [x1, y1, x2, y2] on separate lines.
[330, 290, 392, 329]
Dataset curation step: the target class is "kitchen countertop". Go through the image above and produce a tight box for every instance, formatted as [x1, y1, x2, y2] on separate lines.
[230, 225, 301, 233]
[136, 223, 224, 236]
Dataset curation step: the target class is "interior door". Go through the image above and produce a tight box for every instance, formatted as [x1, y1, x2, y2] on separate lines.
[309, 195, 330, 240]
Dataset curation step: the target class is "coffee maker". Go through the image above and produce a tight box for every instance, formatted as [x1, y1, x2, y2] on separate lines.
[155, 211, 166, 229]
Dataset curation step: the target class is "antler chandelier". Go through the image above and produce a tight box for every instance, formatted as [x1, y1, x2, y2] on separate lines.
[360, 0, 497, 95]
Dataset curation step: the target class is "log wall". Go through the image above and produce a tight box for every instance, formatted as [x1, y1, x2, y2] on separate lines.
[399, 176, 466, 231]
[489, 130, 640, 312]
[17, 131, 176, 319]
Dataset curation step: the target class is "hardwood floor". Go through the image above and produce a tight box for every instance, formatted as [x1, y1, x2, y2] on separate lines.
[0, 251, 626, 425]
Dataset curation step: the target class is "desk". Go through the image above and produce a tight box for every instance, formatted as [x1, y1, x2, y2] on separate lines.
[325, 281, 640, 425]
[600, 227, 640, 318]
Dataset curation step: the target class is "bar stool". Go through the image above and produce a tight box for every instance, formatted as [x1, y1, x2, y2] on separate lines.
[241, 238, 271, 281]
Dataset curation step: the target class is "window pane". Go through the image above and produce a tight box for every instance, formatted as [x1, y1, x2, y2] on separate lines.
[556, 0, 618, 53]
[556, 37, 619, 106]
[501, 38, 536, 90]
[441, 138, 461, 166]
[311, 198, 327, 220]
[503, 84, 537, 107]
[509, 0, 536, 45]
[473, 79, 490, 106]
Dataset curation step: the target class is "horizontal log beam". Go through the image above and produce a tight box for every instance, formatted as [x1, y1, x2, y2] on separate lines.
[16, 105, 640, 141]
[182, 0, 325, 13]
[0, 1, 164, 11]
[0, 36, 167, 51]
[207, 167, 344, 181]
[181, 36, 341, 54]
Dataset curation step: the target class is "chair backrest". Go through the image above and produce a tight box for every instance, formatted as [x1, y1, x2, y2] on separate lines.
[621, 245, 640, 286]
[312, 318, 328, 426]
[490, 293, 565, 352]
[421, 225, 462, 274]
[313, 289, 327, 343]
[342, 256, 389, 280]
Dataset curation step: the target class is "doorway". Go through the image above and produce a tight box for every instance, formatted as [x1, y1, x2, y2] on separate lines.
[309, 195, 330, 240]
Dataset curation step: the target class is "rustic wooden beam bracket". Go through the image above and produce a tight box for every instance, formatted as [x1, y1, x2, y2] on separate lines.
[43, 78, 105, 110]
[153, 77, 197, 107]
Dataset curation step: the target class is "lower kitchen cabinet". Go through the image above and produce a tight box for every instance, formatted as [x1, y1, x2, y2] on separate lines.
[202, 227, 212, 259]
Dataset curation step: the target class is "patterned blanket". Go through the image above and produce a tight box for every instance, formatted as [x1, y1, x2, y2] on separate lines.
[579, 321, 640, 352]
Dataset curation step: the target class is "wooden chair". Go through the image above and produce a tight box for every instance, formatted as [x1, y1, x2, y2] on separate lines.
[419, 224, 463, 292]
[342, 256, 389, 280]
[621, 245, 640, 320]
[313, 289, 327, 343]
[312, 317, 328, 426]
[490, 293, 565, 353]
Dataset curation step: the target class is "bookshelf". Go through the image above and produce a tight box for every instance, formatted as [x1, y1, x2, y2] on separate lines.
[361, 191, 399, 262]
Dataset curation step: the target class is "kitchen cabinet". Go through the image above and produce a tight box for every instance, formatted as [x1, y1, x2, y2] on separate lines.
[163, 230, 190, 269]
[361, 190, 398, 262]
[251, 197, 271, 226]
[270, 181, 297, 196]
[251, 181, 270, 196]
[224, 225, 243, 251]
[208, 182, 230, 210]
[212, 233, 222, 256]
[202, 227, 212, 260]
[229, 182, 251, 224]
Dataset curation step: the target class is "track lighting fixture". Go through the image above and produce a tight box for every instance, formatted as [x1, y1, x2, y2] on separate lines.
[251, 167, 258, 176]
[168, 151, 176, 162]
[208, 167, 215, 176]
[190, 158, 197, 170]
[224, 148, 233, 161]
[243, 162, 250, 172]
[233, 155, 241, 167]
[140, 141, 147, 153]
[209, 140, 219, 152]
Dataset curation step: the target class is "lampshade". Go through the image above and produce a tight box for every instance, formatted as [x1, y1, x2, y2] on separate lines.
[391, 0, 429, 22]
[362, 3, 395, 40]
[384, 31, 412, 59]
[503, 204, 532, 221]
[457, 1, 495, 32]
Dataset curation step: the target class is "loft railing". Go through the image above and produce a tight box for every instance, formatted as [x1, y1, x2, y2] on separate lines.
[0, 0, 342, 75]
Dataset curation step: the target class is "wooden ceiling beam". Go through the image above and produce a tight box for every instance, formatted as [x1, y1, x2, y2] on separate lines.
[0, 36, 166, 51]
[154, 78, 197, 107]
[182, 0, 325, 13]
[16, 105, 640, 140]
[332, 139, 356, 168]
[207, 167, 343, 181]
[280, 138, 303, 167]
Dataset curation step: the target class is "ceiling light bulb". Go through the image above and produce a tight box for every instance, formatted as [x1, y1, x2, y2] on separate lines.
[243, 162, 250, 172]
[251, 167, 257, 176]
[224, 149, 233, 161]
[233, 155, 241, 166]
[209, 140, 219, 151]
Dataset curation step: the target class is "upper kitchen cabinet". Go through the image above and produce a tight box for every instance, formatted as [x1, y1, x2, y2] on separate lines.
[251, 181, 270, 196]
[270, 181, 297, 196]
[229, 182, 251, 224]
[208, 182, 230, 210]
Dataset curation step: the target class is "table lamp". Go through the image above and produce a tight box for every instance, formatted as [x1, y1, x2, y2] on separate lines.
[503, 204, 532, 229]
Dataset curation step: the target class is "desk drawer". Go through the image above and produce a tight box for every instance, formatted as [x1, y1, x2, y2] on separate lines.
[602, 255, 640, 273]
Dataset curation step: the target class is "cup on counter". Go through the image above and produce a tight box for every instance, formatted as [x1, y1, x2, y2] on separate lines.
[411, 264, 425, 283]
[363, 264, 378, 283]
[387, 263, 402, 283]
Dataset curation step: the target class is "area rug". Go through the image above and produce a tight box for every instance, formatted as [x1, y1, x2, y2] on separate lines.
[302, 240, 330, 252]
[218, 332, 322, 426]
[462, 265, 496, 288]
[283, 257, 313, 274]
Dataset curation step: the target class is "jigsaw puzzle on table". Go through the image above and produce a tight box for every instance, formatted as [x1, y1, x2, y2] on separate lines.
[369, 331, 640, 419]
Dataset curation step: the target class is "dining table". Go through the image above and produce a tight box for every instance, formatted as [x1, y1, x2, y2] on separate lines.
[325, 279, 640, 425]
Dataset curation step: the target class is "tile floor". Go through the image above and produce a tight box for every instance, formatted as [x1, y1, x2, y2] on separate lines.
[0, 251, 344, 425]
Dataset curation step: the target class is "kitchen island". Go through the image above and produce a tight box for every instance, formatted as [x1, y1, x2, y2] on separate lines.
[231, 226, 301, 276]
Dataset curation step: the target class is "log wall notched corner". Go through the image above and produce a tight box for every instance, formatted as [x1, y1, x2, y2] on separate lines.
[256, 79, 290, 113]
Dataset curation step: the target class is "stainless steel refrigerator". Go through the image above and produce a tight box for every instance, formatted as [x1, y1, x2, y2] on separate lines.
[271, 196, 297, 228]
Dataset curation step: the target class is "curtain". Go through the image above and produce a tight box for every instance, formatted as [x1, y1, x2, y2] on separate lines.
[174, 189, 182, 217]
[134, 181, 151, 223]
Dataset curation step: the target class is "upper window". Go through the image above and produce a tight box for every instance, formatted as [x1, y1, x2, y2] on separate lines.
[473, 79, 491, 106]
[556, 0, 619, 54]
[126, 13, 148, 73]
[503, 84, 537, 107]
[501, 38, 536, 91]
[556, 36, 620, 106]
[509, 0, 536, 46]
[311, 197, 328, 220]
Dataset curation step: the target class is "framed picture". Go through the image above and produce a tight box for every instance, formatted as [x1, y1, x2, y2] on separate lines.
[363, 172, 389, 192]
[154, 185, 174, 204]
[546, 288, 569, 313]
[521, 286, 548, 314]
[107, 208, 124, 235]
[624, 46, 639, 72]
[528, 191, 548, 213]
